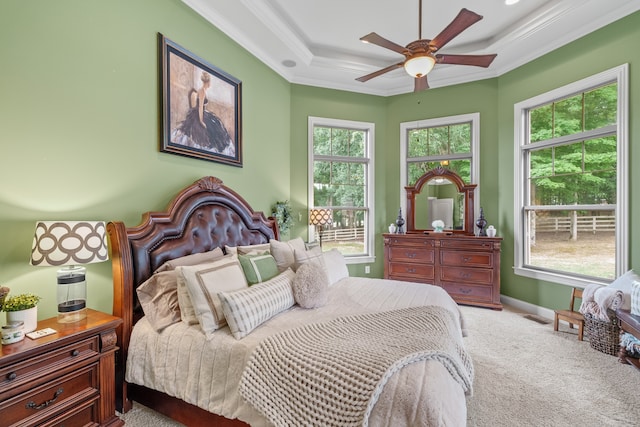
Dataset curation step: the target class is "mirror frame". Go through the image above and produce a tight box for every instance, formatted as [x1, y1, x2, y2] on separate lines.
[405, 166, 477, 235]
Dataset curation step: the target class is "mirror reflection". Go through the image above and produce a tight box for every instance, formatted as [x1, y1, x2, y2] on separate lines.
[413, 179, 465, 230]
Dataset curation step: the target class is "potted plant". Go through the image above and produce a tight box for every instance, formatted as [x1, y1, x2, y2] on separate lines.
[272, 200, 294, 236]
[2, 290, 41, 333]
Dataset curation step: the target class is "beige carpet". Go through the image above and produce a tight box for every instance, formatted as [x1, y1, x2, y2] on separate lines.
[118, 305, 639, 426]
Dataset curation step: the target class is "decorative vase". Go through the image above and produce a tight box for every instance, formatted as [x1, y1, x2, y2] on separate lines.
[487, 225, 497, 238]
[395, 208, 405, 234]
[388, 223, 397, 233]
[476, 207, 487, 236]
[6, 306, 38, 333]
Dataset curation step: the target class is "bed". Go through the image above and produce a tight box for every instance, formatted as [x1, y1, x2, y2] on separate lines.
[108, 176, 473, 426]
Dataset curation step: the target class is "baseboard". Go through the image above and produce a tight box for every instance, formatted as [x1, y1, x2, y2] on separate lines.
[500, 295, 555, 321]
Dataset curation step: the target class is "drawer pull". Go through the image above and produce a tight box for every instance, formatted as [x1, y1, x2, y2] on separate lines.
[26, 388, 63, 410]
[461, 256, 471, 263]
[460, 273, 471, 279]
[405, 252, 417, 258]
[460, 288, 472, 294]
[406, 268, 416, 273]
[71, 349, 80, 357]
[7, 372, 17, 381]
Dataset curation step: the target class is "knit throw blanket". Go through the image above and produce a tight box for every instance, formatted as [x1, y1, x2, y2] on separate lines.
[239, 305, 473, 427]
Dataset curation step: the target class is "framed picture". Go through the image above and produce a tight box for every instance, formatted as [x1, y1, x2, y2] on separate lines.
[160, 34, 242, 167]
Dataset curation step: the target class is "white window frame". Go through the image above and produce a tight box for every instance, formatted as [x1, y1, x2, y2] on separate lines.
[308, 116, 375, 264]
[513, 64, 628, 287]
[399, 113, 480, 224]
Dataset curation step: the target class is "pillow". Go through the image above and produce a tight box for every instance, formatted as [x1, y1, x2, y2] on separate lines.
[176, 255, 248, 333]
[270, 238, 307, 272]
[609, 269, 640, 311]
[154, 247, 224, 273]
[292, 262, 329, 308]
[225, 243, 271, 256]
[294, 246, 326, 272]
[323, 249, 349, 286]
[218, 269, 296, 339]
[631, 281, 640, 316]
[176, 273, 199, 326]
[238, 253, 279, 285]
[136, 270, 181, 331]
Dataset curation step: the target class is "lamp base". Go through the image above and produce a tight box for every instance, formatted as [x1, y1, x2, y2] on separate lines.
[58, 307, 87, 323]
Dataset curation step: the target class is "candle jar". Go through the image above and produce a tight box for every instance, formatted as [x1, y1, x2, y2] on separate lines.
[1, 321, 25, 345]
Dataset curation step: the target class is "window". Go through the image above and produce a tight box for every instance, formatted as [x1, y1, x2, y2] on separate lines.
[400, 113, 480, 226]
[308, 117, 374, 263]
[514, 65, 628, 286]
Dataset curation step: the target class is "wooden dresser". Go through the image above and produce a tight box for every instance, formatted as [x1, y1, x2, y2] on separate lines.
[0, 309, 124, 427]
[384, 233, 502, 310]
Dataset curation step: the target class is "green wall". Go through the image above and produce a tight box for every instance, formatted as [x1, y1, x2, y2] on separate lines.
[0, 0, 291, 320]
[1, 1, 639, 321]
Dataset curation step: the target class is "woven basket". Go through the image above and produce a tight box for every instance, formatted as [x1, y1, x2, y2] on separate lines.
[584, 312, 620, 356]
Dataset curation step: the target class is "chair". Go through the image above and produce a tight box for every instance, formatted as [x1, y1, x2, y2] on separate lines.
[553, 287, 585, 341]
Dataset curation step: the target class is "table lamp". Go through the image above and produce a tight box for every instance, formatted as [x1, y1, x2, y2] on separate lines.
[309, 208, 332, 248]
[30, 221, 109, 323]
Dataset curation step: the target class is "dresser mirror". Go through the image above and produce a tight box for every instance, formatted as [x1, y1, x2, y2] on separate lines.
[405, 166, 477, 235]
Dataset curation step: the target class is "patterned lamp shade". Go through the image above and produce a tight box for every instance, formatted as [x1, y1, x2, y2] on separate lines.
[30, 221, 108, 323]
[309, 209, 333, 226]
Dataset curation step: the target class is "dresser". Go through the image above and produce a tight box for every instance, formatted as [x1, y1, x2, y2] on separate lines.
[384, 233, 502, 310]
[0, 309, 124, 427]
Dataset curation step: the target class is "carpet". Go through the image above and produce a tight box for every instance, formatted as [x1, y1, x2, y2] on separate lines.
[118, 305, 640, 426]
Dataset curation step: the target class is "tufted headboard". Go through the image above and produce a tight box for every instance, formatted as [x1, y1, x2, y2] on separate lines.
[107, 176, 279, 411]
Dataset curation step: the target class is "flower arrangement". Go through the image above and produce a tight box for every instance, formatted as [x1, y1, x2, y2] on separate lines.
[431, 219, 445, 232]
[1, 290, 41, 312]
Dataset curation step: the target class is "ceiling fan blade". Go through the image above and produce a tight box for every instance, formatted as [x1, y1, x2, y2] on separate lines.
[436, 53, 497, 67]
[430, 8, 483, 51]
[414, 75, 429, 92]
[356, 62, 404, 82]
[360, 32, 409, 55]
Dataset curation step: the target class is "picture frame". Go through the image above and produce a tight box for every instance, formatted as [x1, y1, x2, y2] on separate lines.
[160, 34, 242, 167]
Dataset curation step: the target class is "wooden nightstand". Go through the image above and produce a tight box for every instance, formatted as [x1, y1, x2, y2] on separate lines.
[0, 309, 124, 427]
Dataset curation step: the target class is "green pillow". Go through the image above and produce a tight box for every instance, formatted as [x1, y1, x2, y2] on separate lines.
[239, 253, 279, 285]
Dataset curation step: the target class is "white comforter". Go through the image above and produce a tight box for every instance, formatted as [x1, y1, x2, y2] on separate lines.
[125, 277, 470, 426]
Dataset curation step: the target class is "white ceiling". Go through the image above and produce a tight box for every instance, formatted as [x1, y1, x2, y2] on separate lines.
[183, 0, 640, 96]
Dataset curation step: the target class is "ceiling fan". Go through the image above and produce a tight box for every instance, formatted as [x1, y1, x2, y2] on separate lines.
[356, 0, 497, 92]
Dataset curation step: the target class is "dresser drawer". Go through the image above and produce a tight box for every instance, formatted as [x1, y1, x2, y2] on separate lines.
[0, 363, 99, 427]
[388, 262, 435, 281]
[439, 266, 493, 285]
[1, 336, 99, 396]
[440, 282, 493, 303]
[440, 250, 493, 268]
[440, 239, 495, 251]
[387, 246, 435, 263]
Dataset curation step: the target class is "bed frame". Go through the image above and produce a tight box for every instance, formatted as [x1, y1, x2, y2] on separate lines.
[107, 176, 279, 426]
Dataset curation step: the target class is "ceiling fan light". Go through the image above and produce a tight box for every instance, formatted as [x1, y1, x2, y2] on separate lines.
[404, 55, 435, 78]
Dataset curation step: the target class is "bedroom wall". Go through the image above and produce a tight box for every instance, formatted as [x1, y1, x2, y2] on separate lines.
[0, 0, 292, 320]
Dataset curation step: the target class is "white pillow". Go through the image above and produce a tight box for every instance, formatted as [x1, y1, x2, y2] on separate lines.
[218, 269, 296, 339]
[323, 249, 349, 286]
[154, 247, 225, 273]
[176, 273, 199, 326]
[176, 255, 248, 333]
[631, 281, 640, 316]
[292, 263, 329, 308]
[270, 237, 306, 272]
[609, 269, 640, 311]
[293, 246, 326, 272]
[225, 243, 271, 256]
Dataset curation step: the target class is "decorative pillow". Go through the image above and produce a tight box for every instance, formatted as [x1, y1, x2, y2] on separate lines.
[292, 262, 329, 308]
[176, 255, 248, 333]
[176, 273, 199, 326]
[218, 269, 296, 339]
[631, 280, 640, 316]
[225, 243, 271, 256]
[154, 247, 224, 273]
[136, 270, 181, 332]
[609, 269, 640, 311]
[270, 238, 307, 272]
[238, 253, 279, 285]
[323, 248, 349, 286]
[293, 246, 326, 272]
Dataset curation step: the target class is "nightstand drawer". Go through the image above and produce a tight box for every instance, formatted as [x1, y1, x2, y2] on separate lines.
[39, 398, 99, 427]
[0, 336, 99, 396]
[0, 363, 99, 427]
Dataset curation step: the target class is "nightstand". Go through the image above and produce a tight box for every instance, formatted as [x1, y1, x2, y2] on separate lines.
[0, 309, 124, 427]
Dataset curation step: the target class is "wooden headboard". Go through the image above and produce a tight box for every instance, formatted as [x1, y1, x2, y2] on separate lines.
[107, 176, 279, 413]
